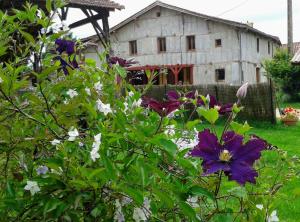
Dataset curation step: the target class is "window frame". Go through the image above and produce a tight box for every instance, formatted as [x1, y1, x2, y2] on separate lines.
[215, 68, 225, 82]
[186, 35, 196, 51]
[257, 38, 260, 53]
[157, 37, 167, 53]
[215, 39, 222, 47]
[129, 40, 137, 55]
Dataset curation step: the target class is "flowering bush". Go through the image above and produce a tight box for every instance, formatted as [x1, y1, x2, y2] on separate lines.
[281, 107, 299, 122]
[0, 3, 299, 222]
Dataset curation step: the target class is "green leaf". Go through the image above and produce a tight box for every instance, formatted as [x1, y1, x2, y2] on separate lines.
[230, 121, 252, 135]
[153, 188, 174, 208]
[102, 155, 117, 180]
[158, 138, 177, 156]
[198, 108, 219, 124]
[179, 201, 199, 221]
[189, 186, 215, 200]
[19, 30, 35, 44]
[85, 58, 96, 67]
[46, 0, 52, 12]
[122, 187, 144, 205]
[115, 65, 127, 78]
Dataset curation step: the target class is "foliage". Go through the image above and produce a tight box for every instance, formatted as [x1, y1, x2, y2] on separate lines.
[264, 49, 300, 101]
[0, 3, 299, 221]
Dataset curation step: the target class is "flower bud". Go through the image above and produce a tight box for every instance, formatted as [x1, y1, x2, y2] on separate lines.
[236, 82, 249, 100]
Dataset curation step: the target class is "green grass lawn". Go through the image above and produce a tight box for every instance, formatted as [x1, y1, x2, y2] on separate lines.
[197, 119, 300, 221]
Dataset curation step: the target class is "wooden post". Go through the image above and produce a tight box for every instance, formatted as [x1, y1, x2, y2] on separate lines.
[288, 0, 293, 55]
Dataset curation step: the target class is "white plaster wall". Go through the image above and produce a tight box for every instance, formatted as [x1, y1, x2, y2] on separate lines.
[84, 6, 280, 85]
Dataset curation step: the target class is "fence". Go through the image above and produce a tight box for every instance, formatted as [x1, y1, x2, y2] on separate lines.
[136, 83, 276, 123]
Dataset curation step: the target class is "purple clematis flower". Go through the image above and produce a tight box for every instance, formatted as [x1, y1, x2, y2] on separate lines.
[143, 97, 181, 117]
[109, 56, 138, 68]
[167, 90, 233, 115]
[55, 39, 75, 55]
[190, 129, 266, 185]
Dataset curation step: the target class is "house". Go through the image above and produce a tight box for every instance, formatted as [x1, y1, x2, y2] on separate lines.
[83, 1, 281, 85]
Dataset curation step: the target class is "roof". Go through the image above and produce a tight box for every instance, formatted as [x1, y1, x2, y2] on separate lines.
[67, 0, 124, 10]
[292, 49, 300, 64]
[84, 1, 281, 43]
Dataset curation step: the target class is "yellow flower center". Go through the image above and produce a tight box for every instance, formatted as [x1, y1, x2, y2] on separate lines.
[219, 150, 232, 162]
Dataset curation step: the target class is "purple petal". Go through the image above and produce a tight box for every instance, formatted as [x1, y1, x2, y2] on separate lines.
[185, 91, 196, 99]
[202, 160, 230, 175]
[190, 129, 220, 161]
[167, 91, 180, 101]
[222, 131, 243, 155]
[228, 161, 258, 185]
[208, 95, 218, 108]
[219, 103, 233, 115]
[234, 138, 266, 165]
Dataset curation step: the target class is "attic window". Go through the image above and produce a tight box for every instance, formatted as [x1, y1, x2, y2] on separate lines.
[156, 12, 161, 17]
[215, 39, 222, 47]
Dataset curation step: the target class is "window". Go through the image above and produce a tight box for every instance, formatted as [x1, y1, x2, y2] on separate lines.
[257, 38, 260, 53]
[129, 40, 137, 55]
[187, 35, 195, 51]
[158, 37, 166, 53]
[156, 11, 161, 17]
[215, 39, 222, 47]
[268, 41, 270, 54]
[256, 67, 260, 83]
[215, 69, 225, 82]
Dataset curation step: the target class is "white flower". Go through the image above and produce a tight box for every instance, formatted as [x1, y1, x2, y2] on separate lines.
[66, 89, 78, 98]
[187, 196, 199, 208]
[51, 139, 61, 146]
[114, 199, 125, 222]
[173, 130, 199, 151]
[90, 133, 102, 162]
[132, 99, 142, 108]
[94, 81, 103, 94]
[124, 102, 128, 112]
[167, 109, 178, 118]
[37, 9, 43, 19]
[267, 210, 279, 222]
[128, 91, 134, 97]
[256, 204, 264, 210]
[85, 87, 91, 96]
[79, 142, 84, 147]
[63, 99, 69, 105]
[24, 181, 40, 196]
[61, 21, 69, 31]
[133, 208, 147, 222]
[68, 128, 79, 141]
[36, 165, 48, 175]
[90, 149, 100, 162]
[165, 125, 176, 136]
[0, 77, 3, 84]
[133, 198, 151, 222]
[96, 99, 112, 116]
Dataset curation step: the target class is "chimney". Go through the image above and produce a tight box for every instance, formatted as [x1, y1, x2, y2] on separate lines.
[246, 21, 254, 28]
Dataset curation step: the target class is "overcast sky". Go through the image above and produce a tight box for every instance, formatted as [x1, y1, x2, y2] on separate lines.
[68, 0, 300, 44]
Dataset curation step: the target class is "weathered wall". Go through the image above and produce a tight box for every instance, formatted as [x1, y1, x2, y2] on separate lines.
[84, 6, 280, 85]
[137, 83, 276, 122]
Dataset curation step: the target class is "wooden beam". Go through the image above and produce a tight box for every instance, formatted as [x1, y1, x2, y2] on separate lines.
[81, 8, 106, 47]
[69, 13, 104, 29]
